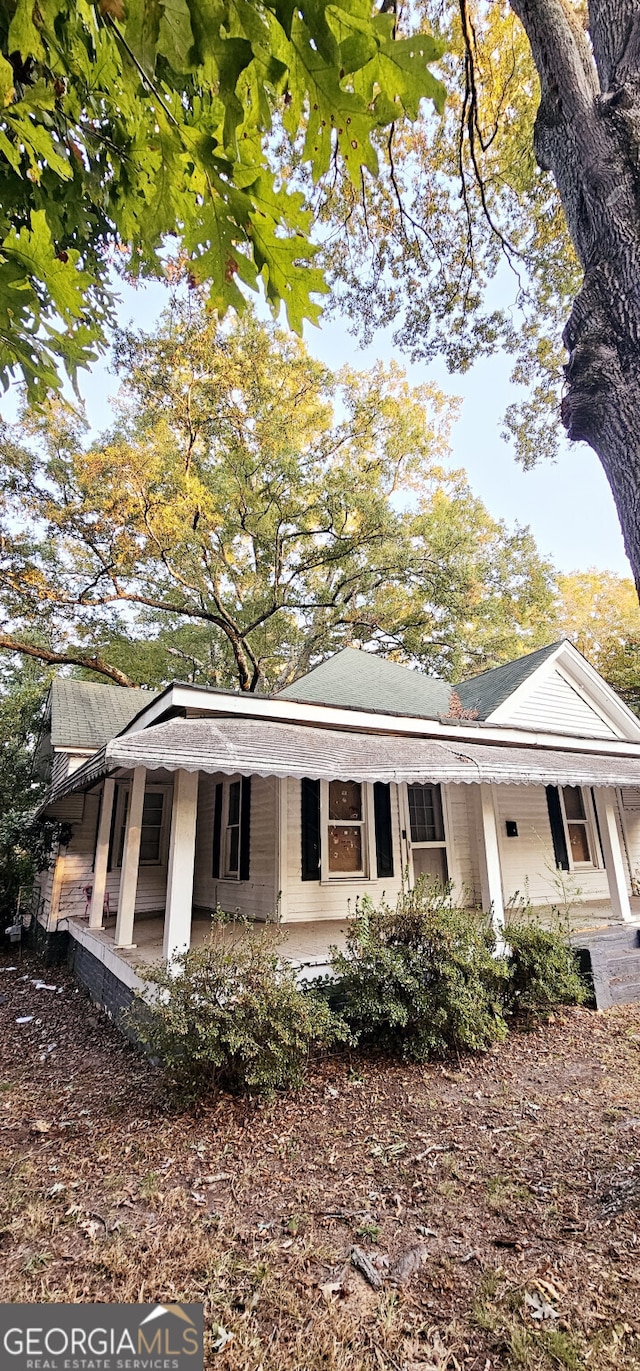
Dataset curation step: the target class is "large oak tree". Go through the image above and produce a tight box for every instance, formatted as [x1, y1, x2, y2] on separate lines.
[0, 303, 557, 690]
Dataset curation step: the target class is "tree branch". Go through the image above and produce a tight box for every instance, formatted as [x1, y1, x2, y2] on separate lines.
[0, 637, 136, 687]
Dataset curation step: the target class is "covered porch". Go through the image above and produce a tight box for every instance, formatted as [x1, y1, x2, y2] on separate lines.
[77, 725, 640, 978]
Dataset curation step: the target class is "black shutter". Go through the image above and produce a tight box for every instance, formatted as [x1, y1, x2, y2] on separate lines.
[212, 781, 223, 878]
[374, 781, 394, 878]
[240, 775, 252, 881]
[546, 785, 569, 871]
[106, 783, 120, 872]
[301, 777, 321, 881]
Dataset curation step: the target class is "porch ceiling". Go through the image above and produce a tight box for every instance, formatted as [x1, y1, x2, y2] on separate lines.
[80, 716, 640, 789]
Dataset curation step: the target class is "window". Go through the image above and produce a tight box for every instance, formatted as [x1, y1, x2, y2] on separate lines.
[406, 783, 448, 885]
[213, 776, 252, 882]
[408, 784, 445, 843]
[327, 780, 365, 875]
[560, 785, 595, 867]
[224, 780, 242, 877]
[139, 792, 164, 863]
[111, 784, 166, 869]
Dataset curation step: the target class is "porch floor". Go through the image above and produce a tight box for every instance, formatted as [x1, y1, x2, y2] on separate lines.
[68, 896, 640, 978]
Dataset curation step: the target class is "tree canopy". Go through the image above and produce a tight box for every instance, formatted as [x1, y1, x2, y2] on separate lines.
[314, 0, 578, 467]
[0, 0, 445, 400]
[556, 570, 640, 711]
[314, 0, 640, 593]
[0, 302, 558, 690]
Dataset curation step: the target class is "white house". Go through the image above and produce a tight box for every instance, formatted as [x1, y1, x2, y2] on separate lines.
[34, 641, 640, 1007]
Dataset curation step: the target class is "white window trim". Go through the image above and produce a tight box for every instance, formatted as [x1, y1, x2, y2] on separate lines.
[402, 782, 450, 887]
[559, 785, 601, 871]
[320, 779, 374, 883]
[221, 777, 243, 882]
[114, 782, 170, 868]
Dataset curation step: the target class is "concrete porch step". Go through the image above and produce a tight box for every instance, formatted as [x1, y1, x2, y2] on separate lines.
[610, 980, 640, 1004]
[572, 925, 640, 1009]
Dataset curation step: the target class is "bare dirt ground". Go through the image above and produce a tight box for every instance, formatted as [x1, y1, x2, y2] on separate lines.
[2, 947, 640, 1370]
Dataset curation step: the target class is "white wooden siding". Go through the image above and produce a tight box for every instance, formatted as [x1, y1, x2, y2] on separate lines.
[283, 779, 403, 922]
[193, 772, 278, 920]
[502, 669, 619, 739]
[445, 786, 480, 903]
[41, 772, 634, 938]
[493, 784, 626, 905]
[50, 784, 170, 925]
[53, 793, 99, 925]
[45, 793, 86, 821]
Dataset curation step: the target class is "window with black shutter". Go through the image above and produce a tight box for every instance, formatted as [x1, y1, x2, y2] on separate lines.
[545, 785, 570, 871]
[214, 776, 252, 880]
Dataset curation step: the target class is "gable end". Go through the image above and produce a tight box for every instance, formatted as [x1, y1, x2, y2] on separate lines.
[492, 666, 621, 739]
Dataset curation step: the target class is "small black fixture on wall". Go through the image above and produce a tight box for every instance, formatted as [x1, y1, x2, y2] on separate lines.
[505, 820, 518, 838]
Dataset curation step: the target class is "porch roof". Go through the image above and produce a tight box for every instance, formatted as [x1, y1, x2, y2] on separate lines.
[47, 715, 640, 802]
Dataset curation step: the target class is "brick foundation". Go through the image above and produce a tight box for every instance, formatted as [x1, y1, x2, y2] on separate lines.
[66, 937, 135, 1021]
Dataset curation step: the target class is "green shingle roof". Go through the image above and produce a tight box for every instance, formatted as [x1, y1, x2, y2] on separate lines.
[457, 641, 562, 719]
[278, 648, 452, 718]
[49, 679, 157, 750]
[278, 641, 563, 722]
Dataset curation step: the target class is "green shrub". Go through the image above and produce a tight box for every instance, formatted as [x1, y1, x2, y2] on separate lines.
[329, 882, 508, 1062]
[504, 919, 589, 1017]
[129, 930, 345, 1100]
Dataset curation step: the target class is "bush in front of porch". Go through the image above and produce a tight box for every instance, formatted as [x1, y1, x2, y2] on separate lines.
[328, 882, 509, 1062]
[129, 928, 347, 1102]
[503, 920, 590, 1019]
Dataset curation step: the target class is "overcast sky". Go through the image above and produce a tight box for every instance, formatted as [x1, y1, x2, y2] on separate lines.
[4, 276, 629, 579]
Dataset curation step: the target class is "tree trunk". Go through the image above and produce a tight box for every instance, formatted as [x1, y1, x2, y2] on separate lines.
[510, 0, 640, 592]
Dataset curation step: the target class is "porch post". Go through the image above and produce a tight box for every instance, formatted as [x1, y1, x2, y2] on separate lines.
[477, 784, 505, 932]
[115, 767, 146, 948]
[276, 776, 289, 922]
[89, 778, 115, 930]
[163, 769, 199, 965]
[594, 787, 633, 923]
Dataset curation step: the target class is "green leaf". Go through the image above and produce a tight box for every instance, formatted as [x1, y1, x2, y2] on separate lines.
[0, 54, 15, 106]
[1, 211, 90, 321]
[157, 0, 195, 69]
[7, 0, 44, 61]
[366, 34, 447, 119]
[124, 0, 163, 74]
[325, 6, 376, 74]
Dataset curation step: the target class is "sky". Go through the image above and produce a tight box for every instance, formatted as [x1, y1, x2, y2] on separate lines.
[3, 275, 630, 580]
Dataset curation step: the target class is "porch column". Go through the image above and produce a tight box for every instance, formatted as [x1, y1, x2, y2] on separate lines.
[276, 776, 288, 922]
[163, 768, 199, 965]
[594, 787, 633, 923]
[477, 784, 505, 932]
[89, 778, 115, 930]
[115, 767, 146, 948]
